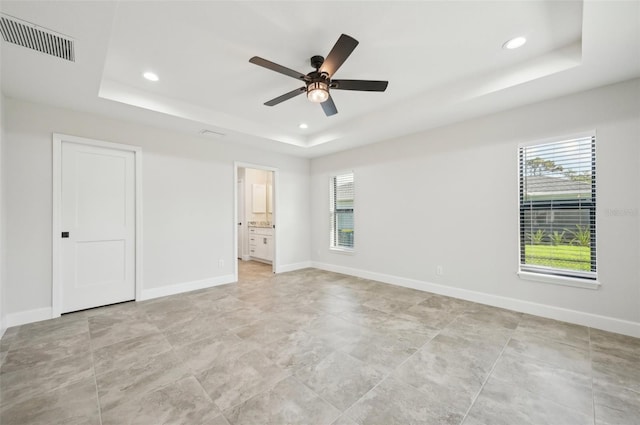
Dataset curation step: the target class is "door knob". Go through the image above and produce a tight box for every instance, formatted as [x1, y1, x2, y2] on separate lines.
[61, 232, 69, 238]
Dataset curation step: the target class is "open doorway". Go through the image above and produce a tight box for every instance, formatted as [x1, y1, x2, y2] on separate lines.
[235, 163, 277, 281]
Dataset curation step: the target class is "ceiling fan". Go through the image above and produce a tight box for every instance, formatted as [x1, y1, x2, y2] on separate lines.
[249, 34, 388, 116]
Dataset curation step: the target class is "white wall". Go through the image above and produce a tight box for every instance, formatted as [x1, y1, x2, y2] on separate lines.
[4, 79, 639, 336]
[311, 78, 640, 336]
[4, 97, 310, 321]
[0, 93, 6, 336]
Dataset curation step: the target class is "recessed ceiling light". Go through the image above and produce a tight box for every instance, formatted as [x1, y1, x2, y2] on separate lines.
[503, 36, 527, 50]
[299, 123, 308, 129]
[143, 71, 159, 81]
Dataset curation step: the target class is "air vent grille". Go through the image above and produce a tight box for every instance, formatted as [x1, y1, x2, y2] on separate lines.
[0, 14, 74, 62]
[199, 129, 226, 137]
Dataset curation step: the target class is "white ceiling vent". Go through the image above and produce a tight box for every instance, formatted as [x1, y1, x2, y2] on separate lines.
[0, 13, 74, 62]
[199, 129, 226, 137]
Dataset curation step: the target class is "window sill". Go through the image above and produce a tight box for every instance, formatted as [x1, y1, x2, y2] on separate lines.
[517, 271, 600, 290]
[329, 247, 355, 255]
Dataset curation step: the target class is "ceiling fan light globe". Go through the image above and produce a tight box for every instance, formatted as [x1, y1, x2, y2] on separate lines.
[307, 81, 329, 103]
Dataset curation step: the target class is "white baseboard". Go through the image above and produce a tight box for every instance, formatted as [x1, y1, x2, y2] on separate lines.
[139, 274, 236, 301]
[2, 275, 237, 330]
[5, 266, 638, 338]
[311, 261, 640, 338]
[277, 261, 313, 273]
[5, 307, 53, 329]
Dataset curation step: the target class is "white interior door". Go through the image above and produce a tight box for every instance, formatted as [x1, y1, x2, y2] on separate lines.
[61, 142, 136, 313]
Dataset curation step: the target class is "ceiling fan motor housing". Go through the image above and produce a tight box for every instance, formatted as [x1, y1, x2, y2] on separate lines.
[310, 55, 325, 70]
[306, 70, 329, 84]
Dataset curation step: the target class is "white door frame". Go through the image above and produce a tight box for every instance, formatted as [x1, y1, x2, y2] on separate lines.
[234, 162, 278, 280]
[52, 133, 143, 318]
[237, 177, 245, 260]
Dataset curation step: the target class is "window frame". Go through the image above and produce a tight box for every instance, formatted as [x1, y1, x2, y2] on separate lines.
[329, 171, 355, 253]
[517, 132, 600, 289]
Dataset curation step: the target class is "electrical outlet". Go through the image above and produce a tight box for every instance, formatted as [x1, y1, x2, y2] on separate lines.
[218, 258, 224, 268]
[436, 265, 443, 276]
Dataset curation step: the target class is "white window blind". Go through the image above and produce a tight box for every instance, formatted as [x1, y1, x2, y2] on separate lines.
[519, 135, 596, 280]
[330, 172, 354, 250]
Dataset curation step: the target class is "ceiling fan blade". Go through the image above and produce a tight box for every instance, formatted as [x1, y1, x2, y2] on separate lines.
[319, 34, 359, 77]
[331, 79, 388, 92]
[321, 95, 338, 116]
[249, 57, 308, 81]
[264, 87, 306, 106]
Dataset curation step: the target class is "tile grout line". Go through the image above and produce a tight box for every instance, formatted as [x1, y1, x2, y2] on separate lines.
[12, 264, 633, 424]
[255, 274, 378, 424]
[330, 306, 474, 422]
[299, 278, 448, 419]
[289, 373, 345, 422]
[96, 308, 193, 419]
[217, 372, 294, 421]
[336, 318, 447, 422]
[588, 327, 596, 425]
[0, 321, 96, 413]
[458, 320, 519, 424]
[207, 348, 294, 417]
[347, 304, 496, 418]
[88, 320, 104, 425]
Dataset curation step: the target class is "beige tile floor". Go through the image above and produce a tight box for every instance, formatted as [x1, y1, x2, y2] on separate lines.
[1, 261, 639, 424]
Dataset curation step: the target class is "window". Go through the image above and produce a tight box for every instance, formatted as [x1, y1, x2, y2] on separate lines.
[519, 135, 596, 280]
[330, 172, 354, 250]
